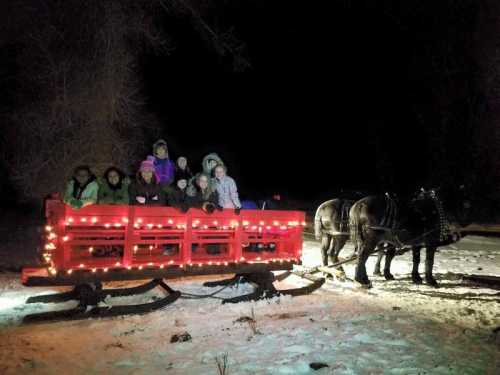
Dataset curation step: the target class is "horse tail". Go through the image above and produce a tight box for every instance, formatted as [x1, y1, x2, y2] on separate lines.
[349, 202, 363, 250]
[314, 203, 324, 240]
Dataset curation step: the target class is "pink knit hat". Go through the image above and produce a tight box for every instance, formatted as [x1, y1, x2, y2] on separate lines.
[139, 156, 156, 172]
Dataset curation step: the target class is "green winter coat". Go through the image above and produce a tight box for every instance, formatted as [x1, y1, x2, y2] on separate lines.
[63, 178, 99, 209]
[98, 177, 130, 205]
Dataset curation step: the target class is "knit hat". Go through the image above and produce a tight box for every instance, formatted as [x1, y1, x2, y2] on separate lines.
[139, 156, 156, 172]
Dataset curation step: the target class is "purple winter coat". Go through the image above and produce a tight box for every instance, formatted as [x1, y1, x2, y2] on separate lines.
[153, 157, 175, 186]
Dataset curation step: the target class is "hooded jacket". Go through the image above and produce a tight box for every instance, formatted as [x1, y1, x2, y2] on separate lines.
[63, 173, 99, 209]
[202, 153, 224, 176]
[152, 139, 175, 186]
[187, 153, 225, 197]
[215, 175, 241, 209]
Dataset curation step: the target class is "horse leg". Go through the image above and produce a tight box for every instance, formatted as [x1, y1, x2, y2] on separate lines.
[411, 246, 423, 284]
[425, 246, 439, 287]
[320, 235, 332, 266]
[383, 246, 396, 280]
[373, 249, 383, 276]
[330, 236, 346, 277]
[354, 237, 376, 287]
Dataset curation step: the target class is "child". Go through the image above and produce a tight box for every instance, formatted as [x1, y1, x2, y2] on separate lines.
[63, 166, 99, 209]
[175, 156, 193, 182]
[129, 157, 165, 206]
[214, 164, 241, 214]
[186, 152, 224, 197]
[98, 167, 130, 205]
[168, 178, 189, 212]
[187, 173, 220, 214]
[151, 139, 175, 187]
[202, 152, 224, 177]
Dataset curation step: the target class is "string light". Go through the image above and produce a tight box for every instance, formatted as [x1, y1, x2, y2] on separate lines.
[92, 268, 96, 273]
[91, 217, 98, 224]
[45, 225, 52, 232]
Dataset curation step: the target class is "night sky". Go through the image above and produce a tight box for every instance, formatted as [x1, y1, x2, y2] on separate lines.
[0, 0, 492, 206]
[141, 1, 479, 201]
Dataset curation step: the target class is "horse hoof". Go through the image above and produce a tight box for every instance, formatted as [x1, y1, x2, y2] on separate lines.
[373, 270, 382, 276]
[412, 273, 423, 284]
[355, 278, 372, 289]
[426, 278, 439, 288]
[383, 272, 395, 281]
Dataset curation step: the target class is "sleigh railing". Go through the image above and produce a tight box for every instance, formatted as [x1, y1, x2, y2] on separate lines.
[22, 199, 306, 286]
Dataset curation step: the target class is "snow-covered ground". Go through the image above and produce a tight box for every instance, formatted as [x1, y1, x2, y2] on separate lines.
[0, 234, 499, 374]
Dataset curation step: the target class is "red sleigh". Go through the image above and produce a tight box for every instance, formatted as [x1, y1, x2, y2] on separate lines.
[21, 199, 323, 323]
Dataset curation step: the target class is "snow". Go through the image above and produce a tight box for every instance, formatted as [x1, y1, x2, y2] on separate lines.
[0, 234, 499, 374]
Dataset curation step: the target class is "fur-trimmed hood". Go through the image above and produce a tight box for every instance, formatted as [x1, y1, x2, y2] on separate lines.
[202, 153, 224, 176]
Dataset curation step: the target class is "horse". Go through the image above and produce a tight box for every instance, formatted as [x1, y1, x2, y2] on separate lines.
[349, 187, 473, 288]
[314, 198, 354, 272]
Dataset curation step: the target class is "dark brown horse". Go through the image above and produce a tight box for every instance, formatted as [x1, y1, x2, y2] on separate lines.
[314, 199, 353, 269]
[349, 188, 472, 287]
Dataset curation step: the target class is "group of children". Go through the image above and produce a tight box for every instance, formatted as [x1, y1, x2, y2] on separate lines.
[63, 139, 242, 214]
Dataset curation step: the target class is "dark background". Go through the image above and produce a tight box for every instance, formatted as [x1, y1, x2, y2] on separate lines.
[142, 0, 483, 201]
[1, 0, 498, 209]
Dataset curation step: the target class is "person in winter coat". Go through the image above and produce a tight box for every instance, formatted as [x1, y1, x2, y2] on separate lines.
[187, 173, 220, 214]
[151, 139, 175, 187]
[201, 152, 224, 177]
[168, 178, 190, 212]
[63, 166, 99, 209]
[186, 152, 224, 197]
[129, 157, 165, 206]
[214, 164, 241, 214]
[174, 156, 193, 182]
[98, 167, 130, 205]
